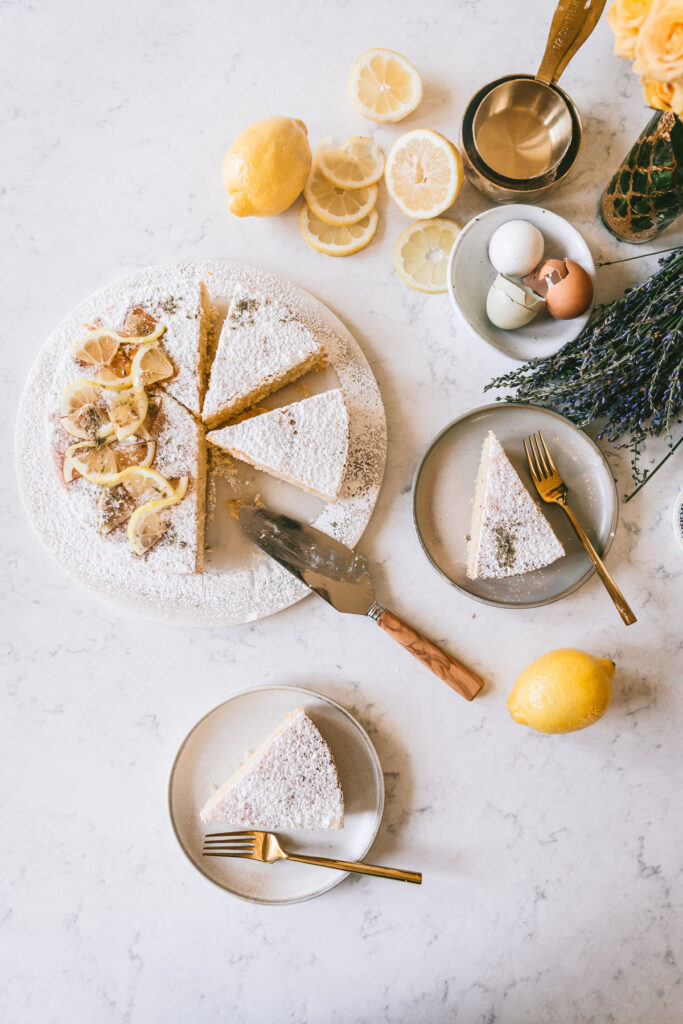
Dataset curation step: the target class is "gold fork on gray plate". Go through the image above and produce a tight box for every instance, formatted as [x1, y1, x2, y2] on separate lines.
[524, 431, 636, 626]
[203, 831, 422, 884]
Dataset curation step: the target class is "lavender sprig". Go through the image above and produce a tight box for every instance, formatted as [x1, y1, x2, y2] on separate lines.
[485, 249, 683, 496]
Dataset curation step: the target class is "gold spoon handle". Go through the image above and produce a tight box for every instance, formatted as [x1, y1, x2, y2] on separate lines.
[559, 502, 637, 626]
[536, 0, 606, 85]
[284, 852, 422, 884]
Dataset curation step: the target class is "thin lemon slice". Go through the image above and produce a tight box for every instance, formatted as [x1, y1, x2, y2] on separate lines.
[385, 129, 463, 219]
[130, 340, 174, 388]
[81, 463, 174, 496]
[300, 204, 378, 256]
[127, 477, 189, 555]
[316, 137, 385, 189]
[59, 380, 114, 440]
[303, 165, 378, 226]
[69, 329, 121, 366]
[349, 48, 422, 123]
[106, 388, 149, 441]
[62, 438, 156, 482]
[394, 218, 461, 293]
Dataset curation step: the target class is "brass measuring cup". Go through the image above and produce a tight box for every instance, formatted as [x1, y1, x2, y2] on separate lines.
[462, 0, 606, 200]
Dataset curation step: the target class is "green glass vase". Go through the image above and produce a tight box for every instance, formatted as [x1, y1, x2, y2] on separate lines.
[600, 110, 683, 243]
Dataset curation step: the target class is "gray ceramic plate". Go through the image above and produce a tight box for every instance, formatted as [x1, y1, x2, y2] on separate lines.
[169, 685, 384, 905]
[412, 403, 618, 609]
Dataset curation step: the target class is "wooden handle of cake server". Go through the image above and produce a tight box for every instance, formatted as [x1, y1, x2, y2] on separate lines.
[373, 607, 484, 700]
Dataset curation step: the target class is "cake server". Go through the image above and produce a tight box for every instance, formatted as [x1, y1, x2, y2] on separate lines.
[240, 505, 484, 701]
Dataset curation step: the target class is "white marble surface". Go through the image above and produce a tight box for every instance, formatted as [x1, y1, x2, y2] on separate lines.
[2, 1, 682, 1021]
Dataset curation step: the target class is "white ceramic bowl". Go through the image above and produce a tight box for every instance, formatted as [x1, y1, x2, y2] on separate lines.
[447, 204, 595, 362]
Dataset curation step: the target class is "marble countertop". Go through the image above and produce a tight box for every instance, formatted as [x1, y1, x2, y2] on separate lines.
[2, 1, 682, 1021]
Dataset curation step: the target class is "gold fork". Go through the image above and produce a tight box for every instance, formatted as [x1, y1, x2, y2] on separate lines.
[203, 831, 422, 884]
[524, 431, 636, 626]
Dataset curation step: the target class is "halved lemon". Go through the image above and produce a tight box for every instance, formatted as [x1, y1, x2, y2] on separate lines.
[106, 388, 149, 441]
[59, 380, 114, 440]
[349, 49, 422, 123]
[127, 477, 189, 555]
[130, 340, 174, 388]
[303, 165, 378, 226]
[394, 218, 461, 292]
[300, 204, 378, 256]
[385, 129, 463, 218]
[317, 137, 385, 189]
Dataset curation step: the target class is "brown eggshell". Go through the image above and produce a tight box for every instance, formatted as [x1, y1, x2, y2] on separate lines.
[523, 258, 567, 298]
[544, 259, 593, 319]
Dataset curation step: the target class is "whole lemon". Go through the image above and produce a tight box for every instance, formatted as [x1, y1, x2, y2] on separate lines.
[222, 116, 312, 217]
[507, 648, 615, 734]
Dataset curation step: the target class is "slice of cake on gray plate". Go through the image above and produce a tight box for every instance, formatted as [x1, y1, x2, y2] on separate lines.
[467, 430, 564, 580]
[207, 389, 349, 503]
[202, 281, 326, 428]
[200, 707, 344, 830]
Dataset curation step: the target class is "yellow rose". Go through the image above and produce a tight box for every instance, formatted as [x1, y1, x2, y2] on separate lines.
[634, 0, 683, 81]
[642, 75, 675, 106]
[608, 0, 653, 57]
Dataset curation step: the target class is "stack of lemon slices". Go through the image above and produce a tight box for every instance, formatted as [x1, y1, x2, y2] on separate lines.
[59, 325, 187, 556]
[301, 137, 385, 257]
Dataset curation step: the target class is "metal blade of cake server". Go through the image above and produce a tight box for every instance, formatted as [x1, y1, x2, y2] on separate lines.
[239, 505, 376, 615]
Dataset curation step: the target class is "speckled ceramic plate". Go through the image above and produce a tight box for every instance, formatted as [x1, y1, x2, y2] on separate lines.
[168, 686, 384, 905]
[412, 403, 618, 609]
[15, 261, 386, 626]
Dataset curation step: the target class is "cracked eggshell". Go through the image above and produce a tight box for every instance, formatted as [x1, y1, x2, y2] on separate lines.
[486, 274, 545, 330]
[543, 259, 594, 319]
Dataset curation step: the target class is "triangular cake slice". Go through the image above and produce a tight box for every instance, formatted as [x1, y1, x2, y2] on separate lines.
[144, 391, 207, 574]
[467, 431, 564, 580]
[200, 707, 344, 830]
[202, 281, 326, 428]
[207, 389, 349, 503]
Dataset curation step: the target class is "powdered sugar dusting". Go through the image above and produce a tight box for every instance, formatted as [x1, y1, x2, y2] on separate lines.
[200, 707, 344, 830]
[203, 281, 325, 423]
[208, 390, 348, 503]
[469, 431, 565, 579]
[16, 261, 386, 625]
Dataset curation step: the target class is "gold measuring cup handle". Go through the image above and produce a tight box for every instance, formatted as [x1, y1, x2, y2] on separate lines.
[536, 0, 606, 86]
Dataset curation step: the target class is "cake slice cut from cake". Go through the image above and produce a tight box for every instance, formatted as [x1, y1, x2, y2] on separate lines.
[202, 281, 326, 427]
[467, 430, 564, 580]
[200, 707, 344, 830]
[207, 389, 349, 503]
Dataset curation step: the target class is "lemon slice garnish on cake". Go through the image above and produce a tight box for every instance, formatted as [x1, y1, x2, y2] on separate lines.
[127, 477, 188, 555]
[59, 380, 115, 440]
[303, 165, 378, 225]
[300, 204, 378, 256]
[394, 218, 461, 292]
[106, 388, 149, 440]
[69, 329, 121, 366]
[62, 439, 156, 483]
[316, 137, 385, 189]
[349, 49, 422, 123]
[130, 339, 174, 388]
[385, 129, 463, 218]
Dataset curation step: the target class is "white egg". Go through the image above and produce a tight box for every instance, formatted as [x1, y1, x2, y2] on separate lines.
[486, 274, 545, 330]
[488, 220, 545, 276]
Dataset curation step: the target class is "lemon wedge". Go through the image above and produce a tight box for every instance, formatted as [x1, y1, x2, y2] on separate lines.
[317, 137, 385, 189]
[300, 204, 378, 256]
[349, 48, 422, 123]
[394, 218, 461, 292]
[106, 388, 149, 441]
[385, 129, 463, 218]
[303, 165, 378, 226]
[59, 380, 114, 440]
[127, 477, 188, 555]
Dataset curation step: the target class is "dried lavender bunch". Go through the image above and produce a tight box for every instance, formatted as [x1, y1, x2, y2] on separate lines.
[485, 248, 683, 495]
